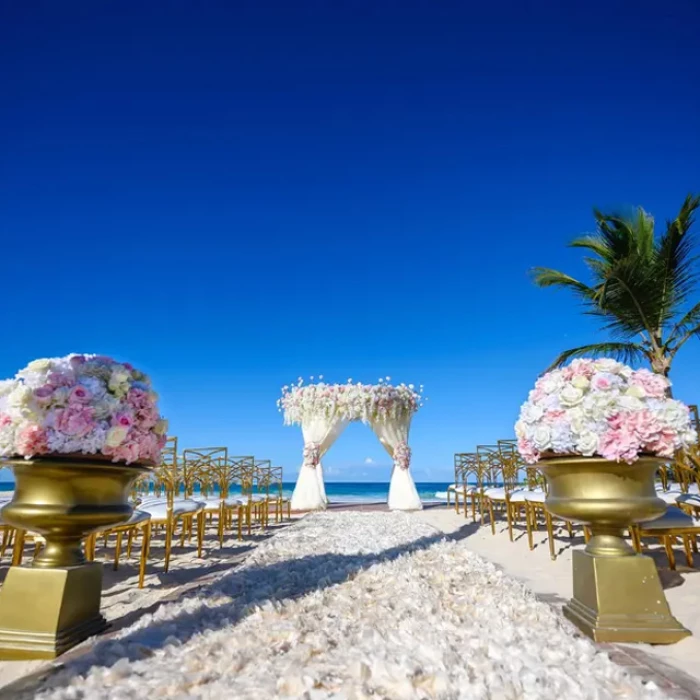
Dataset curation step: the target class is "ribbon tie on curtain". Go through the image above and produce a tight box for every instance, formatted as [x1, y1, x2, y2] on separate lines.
[303, 442, 321, 469]
[394, 441, 411, 470]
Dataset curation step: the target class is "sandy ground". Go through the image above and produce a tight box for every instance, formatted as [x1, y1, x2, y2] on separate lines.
[0, 514, 300, 691]
[416, 506, 700, 683]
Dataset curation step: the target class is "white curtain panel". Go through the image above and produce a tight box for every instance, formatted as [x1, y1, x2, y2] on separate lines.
[370, 416, 422, 511]
[290, 414, 348, 511]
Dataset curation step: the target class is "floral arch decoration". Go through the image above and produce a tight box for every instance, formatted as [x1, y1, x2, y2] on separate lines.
[278, 377, 425, 511]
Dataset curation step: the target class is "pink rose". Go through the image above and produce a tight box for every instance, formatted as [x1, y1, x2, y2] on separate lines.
[68, 385, 92, 405]
[16, 424, 49, 456]
[54, 405, 96, 437]
[592, 375, 612, 391]
[0, 413, 12, 427]
[518, 437, 539, 464]
[34, 386, 55, 404]
[48, 372, 74, 388]
[114, 412, 133, 428]
[545, 409, 566, 420]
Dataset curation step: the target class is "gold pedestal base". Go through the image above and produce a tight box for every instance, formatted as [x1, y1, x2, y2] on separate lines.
[0, 563, 107, 659]
[564, 550, 690, 644]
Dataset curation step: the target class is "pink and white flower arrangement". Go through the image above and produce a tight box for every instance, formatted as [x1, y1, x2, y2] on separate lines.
[278, 377, 424, 425]
[515, 358, 697, 464]
[0, 355, 168, 464]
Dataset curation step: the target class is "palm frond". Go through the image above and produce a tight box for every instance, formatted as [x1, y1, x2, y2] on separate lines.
[654, 194, 700, 328]
[667, 300, 700, 348]
[546, 342, 648, 372]
[531, 267, 599, 299]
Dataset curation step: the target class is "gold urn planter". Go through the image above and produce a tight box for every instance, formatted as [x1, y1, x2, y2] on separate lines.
[539, 455, 690, 644]
[0, 456, 149, 659]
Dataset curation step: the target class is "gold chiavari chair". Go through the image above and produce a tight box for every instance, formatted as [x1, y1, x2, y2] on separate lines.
[207, 456, 255, 545]
[447, 456, 468, 514]
[632, 507, 700, 570]
[453, 452, 483, 521]
[268, 466, 291, 522]
[136, 437, 206, 572]
[479, 444, 515, 535]
[181, 447, 228, 532]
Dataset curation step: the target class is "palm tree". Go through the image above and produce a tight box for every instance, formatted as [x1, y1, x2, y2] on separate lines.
[533, 193, 700, 380]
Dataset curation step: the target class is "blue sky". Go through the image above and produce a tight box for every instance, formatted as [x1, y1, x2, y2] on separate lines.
[1, 1, 699, 482]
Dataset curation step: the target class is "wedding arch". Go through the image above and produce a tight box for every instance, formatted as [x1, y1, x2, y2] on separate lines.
[278, 378, 424, 511]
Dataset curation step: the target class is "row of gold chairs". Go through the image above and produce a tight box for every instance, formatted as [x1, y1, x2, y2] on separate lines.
[451, 429, 700, 568]
[1, 437, 291, 588]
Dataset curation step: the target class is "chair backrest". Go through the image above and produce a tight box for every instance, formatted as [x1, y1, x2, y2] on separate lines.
[673, 451, 700, 494]
[269, 466, 284, 496]
[181, 447, 228, 497]
[208, 456, 255, 498]
[477, 444, 513, 490]
[253, 459, 273, 496]
[454, 452, 480, 488]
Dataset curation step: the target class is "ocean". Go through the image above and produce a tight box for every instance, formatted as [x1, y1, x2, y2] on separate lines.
[0, 481, 453, 504]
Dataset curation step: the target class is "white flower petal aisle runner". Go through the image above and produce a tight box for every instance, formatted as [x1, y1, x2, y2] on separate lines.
[279, 377, 425, 511]
[35, 513, 665, 700]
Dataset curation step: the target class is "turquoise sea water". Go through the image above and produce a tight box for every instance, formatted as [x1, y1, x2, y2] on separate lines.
[0, 481, 453, 504]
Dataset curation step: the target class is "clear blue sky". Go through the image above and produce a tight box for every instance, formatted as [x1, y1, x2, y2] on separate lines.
[1, 1, 699, 482]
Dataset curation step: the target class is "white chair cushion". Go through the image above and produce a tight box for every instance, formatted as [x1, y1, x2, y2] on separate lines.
[524, 490, 547, 503]
[655, 490, 682, 504]
[639, 506, 700, 530]
[484, 487, 506, 500]
[138, 499, 202, 520]
[677, 493, 700, 507]
[510, 488, 545, 503]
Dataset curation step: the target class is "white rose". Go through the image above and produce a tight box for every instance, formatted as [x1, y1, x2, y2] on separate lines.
[154, 418, 168, 436]
[576, 431, 599, 456]
[571, 375, 590, 390]
[618, 395, 644, 411]
[625, 385, 646, 399]
[568, 407, 585, 433]
[26, 359, 52, 374]
[7, 386, 34, 410]
[559, 385, 584, 407]
[520, 403, 544, 424]
[541, 375, 563, 394]
[515, 421, 527, 439]
[533, 425, 552, 451]
[0, 380, 17, 399]
[105, 426, 128, 447]
[594, 358, 620, 373]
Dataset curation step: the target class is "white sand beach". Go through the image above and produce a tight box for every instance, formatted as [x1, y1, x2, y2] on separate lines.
[416, 507, 700, 687]
[0, 510, 684, 699]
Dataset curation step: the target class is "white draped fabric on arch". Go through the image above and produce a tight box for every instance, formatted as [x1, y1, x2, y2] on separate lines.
[278, 378, 424, 511]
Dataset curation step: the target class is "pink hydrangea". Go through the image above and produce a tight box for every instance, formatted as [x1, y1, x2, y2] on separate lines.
[53, 405, 96, 437]
[16, 425, 49, 457]
[630, 369, 669, 399]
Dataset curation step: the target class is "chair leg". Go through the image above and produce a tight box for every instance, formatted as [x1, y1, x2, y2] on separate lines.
[487, 500, 496, 535]
[682, 535, 694, 568]
[566, 520, 574, 539]
[545, 511, 556, 560]
[196, 511, 204, 558]
[164, 518, 174, 573]
[583, 527, 591, 544]
[247, 504, 252, 536]
[237, 506, 243, 540]
[663, 536, 676, 570]
[113, 531, 123, 571]
[126, 529, 135, 559]
[0, 528, 10, 559]
[11, 529, 26, 566]
[139, 522, 151, 589]
[506, 501, 514, 542]
[525, 504, 534, 550]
